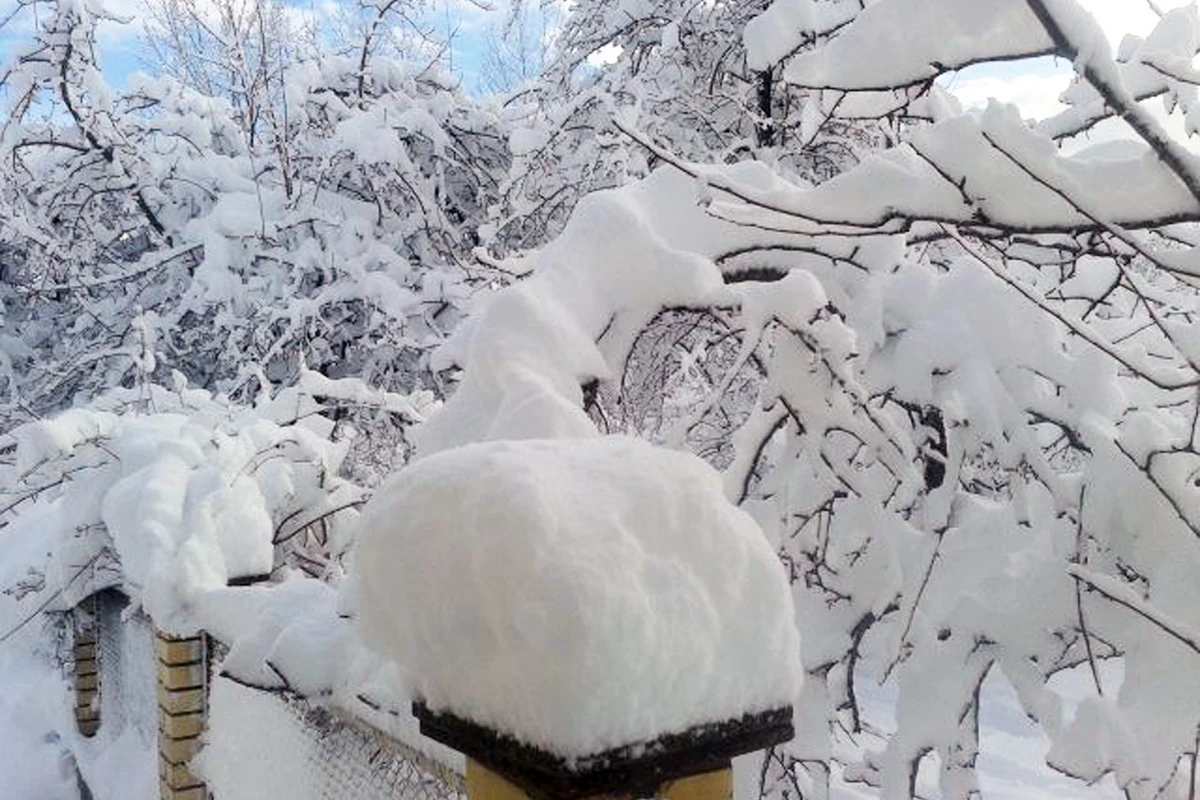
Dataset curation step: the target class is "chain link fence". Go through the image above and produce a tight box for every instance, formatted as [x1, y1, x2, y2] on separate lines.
[203, 672, 466, 800]
[94, 590, 156, 741]
[71, 589, 158, 800]
[85, 587, 463, 800]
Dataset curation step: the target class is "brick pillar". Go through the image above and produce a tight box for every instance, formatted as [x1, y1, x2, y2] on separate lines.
[659, 768, 733, 800]
[156, 630, 209, 800]
[73, 603, 100, 738]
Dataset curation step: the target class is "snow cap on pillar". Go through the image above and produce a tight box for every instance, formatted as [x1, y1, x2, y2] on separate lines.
[355, 435, 801, 760]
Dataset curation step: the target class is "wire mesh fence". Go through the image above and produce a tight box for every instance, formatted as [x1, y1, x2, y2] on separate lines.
[94, 589, 156, 741]
[85, 587, 463, 800]
[204, 672, 466, 800]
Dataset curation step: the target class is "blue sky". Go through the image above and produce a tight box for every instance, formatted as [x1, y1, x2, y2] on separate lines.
[0, 0, 1180, 115]
[0, 0, 509, 94]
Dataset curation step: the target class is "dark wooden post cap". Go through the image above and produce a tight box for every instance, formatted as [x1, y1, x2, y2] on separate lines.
[413, 702, 794, 800]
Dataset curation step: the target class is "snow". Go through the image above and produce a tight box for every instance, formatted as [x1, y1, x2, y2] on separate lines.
[200, 677, 320, 800]
[1067, 564, 1200, 655]
[703, 101, 1200, 238]
[0, 642, 77, 800]
[1046, 696, 1140, 788]
[742, 0, 816, 72]
[775, 0, 1054, 90]
[2, 380, 369, 630]
[6, 0, 1200, 796]
[298, 366, 437, 422]
[355, 435, 802, 757]
[200, 672, 463, 800]
[417, 168, 739, 455]
[92, 416, 278, 626]
[202, 579, 354, 697]
[13, 409, 118, 475]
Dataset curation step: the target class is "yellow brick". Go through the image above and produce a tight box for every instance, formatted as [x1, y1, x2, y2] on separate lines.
[155, 636, 204, 665]
[159, 756, 202, 790]
[75, 673, 99, 692]
[160, 735, 203, 766]
[466, 760, 536, 800]
[159, 710, 205, 739]
[76, 692, 99, 713]
[159, 662, 206, 689]
[164, 786, 208, 800]
[77, 718, 99, 737]
[658, 768, 733, 800]
[158, 685, 205, 715]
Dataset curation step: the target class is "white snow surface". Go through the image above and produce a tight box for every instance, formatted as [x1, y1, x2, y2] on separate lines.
[767, 0, 1053, 90]
[355, 435, 802, 757]
[0, 380, 375, 632]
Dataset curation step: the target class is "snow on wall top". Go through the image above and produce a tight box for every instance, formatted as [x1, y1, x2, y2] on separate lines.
[1, 377, 375, 633]
[355, 435, 802, 758]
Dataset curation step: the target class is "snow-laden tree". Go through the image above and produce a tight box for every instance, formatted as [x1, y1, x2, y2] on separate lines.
[487, 0, 888, 256]
[419, 2, 1200, 799]
[0, 0, 509, 479]
[477, 1, 561, 96]
[7, 0, 1200, 797]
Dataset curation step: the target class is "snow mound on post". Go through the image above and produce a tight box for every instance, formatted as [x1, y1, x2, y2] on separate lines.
[355, 436, 801, 757]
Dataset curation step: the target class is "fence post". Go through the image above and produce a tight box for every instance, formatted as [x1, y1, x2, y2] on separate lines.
[156, 629, 209, 800]
[465, 759, 534, 800]
[464, 757, 732, 800]
[73, 597, 100, 738]
[658, 768, 733, 800]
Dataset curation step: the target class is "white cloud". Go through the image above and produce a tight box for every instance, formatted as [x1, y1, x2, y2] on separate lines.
[951, 71, 1073, 121]
[947, 0, 1194, 122]
[96, 0, 144, 50]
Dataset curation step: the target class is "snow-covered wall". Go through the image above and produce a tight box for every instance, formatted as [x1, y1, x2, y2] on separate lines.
[201, 676, 465, 800]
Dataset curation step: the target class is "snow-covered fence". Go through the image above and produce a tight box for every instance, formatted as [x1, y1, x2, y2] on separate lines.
[74, 585, 466, 800]
[69, 590, 158, 798]
[203, 671, 466, 800]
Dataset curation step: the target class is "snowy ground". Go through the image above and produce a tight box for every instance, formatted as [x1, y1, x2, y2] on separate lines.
[834, 668, 1122, 800]
[0, 631, 1123, 800]
[0, 634, 78, 800]
[975, 671, 1120, 800]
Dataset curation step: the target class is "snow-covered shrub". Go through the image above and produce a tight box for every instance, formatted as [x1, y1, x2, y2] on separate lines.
[0, 0, 509, 479]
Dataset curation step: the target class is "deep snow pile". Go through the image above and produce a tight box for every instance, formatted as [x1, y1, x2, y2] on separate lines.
[355, 435, 802, 757]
